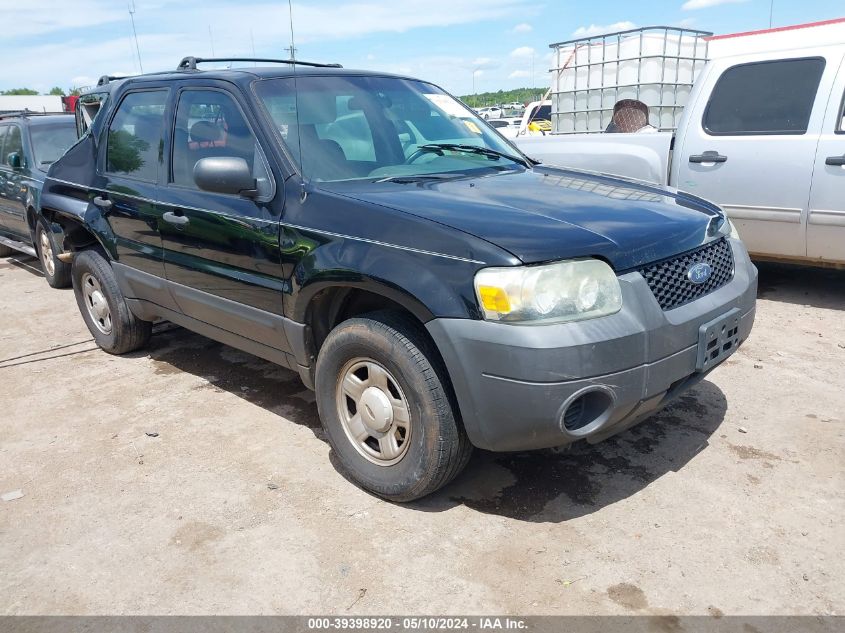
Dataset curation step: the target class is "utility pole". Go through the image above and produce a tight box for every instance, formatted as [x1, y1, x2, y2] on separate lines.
[208, 25, 216, 56]
[285, 45, 298, 60]
[128, 1, 143, 73]
[768, 0, 774, 28]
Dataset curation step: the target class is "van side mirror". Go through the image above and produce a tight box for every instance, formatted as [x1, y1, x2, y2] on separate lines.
[7, 152, 22, 170]
[193, 157, 257, 197]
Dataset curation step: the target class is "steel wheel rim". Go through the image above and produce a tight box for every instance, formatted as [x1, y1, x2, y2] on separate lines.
[81, 272, 112, 335]
[335, 358, 412, 466]
[39, 230, 55, 277]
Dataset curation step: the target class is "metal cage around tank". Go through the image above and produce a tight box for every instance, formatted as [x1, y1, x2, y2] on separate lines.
[548, 26, 712, 134]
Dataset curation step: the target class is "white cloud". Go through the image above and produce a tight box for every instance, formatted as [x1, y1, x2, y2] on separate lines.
[682, 0, 748, 9]
[677, 17, 697, 27]
[510, 46, 535, 58]
[508, 70, 531, 79]
[512, 23, 532, 33]
[470, 57, 498, 69]
[571, 21, 636, 38]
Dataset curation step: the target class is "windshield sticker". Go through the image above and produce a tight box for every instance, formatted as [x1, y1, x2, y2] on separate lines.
[463, 120, 482, 135]
[423, 93, 468, 118]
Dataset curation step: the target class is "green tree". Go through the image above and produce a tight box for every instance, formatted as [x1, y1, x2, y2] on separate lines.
[1, 88, 39, 96]
[48, 87, 65, 96]
[67, 87, 82, 97]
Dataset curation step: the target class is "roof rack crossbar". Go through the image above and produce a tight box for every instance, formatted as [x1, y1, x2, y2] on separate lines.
[0, 110, 71, 119]
[177, 56, 342, 70]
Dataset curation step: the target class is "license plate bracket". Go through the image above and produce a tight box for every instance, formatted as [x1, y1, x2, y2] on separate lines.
[696, 308, 741, 372]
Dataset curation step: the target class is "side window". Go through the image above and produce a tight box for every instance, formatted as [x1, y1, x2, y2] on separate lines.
[5, 125, 23, 162]
[838, 89, 845, 134]
[106, 90, 167, 181]
[171, 89, 272, 199]
[704, 58, 826, 136]
[0, 125, 8, 160]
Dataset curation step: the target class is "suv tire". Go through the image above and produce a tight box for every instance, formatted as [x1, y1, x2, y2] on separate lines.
[315, 310, 472, 502]
[36, 218, 72, 288]
[72, 249, 151, 354]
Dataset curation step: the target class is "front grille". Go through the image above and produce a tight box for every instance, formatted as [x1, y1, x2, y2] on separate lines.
[638, 238, 734, 310]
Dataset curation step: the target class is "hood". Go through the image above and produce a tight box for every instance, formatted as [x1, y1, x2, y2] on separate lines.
[324, 166, 726, 270]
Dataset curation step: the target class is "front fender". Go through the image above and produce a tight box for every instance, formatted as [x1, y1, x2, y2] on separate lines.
[285, 232, 482, 323]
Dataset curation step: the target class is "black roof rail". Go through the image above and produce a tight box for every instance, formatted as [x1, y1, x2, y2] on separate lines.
[177, 56, 343, 71]
[0, 110, 71, 120]
[97, 74, 134, 86]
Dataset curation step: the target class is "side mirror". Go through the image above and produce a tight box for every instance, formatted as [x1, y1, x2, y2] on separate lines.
[7, 152, 22, 170]
[193, 157, 257, 197]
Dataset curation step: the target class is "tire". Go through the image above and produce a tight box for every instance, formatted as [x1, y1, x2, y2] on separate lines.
[0, 244, 13, 257]
[35, 218, 72, 288]
[72, 249, 151, 354]
[315, 310, 473, 502]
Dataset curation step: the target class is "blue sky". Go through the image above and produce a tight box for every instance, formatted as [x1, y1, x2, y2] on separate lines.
[1, 0, 842, 95]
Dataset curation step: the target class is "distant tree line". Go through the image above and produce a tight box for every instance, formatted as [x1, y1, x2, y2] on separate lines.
[1, 87, 83, 96]
[460, 87, 548, 108]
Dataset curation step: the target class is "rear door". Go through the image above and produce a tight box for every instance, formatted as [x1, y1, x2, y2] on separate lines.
[99, 88, 171, 280]
[807, 51, 845, 263]
[159, 84, 290, 352]
[0, 123, 29, 239]
[675, 52, 835, 259]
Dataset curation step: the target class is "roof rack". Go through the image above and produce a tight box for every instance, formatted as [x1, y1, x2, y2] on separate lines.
[177, 56, 343, 71]
[97, 74, 134, 86]
[0, 110, 71, 120]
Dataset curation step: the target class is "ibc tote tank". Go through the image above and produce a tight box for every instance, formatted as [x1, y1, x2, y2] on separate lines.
[549, 27, 711, 134]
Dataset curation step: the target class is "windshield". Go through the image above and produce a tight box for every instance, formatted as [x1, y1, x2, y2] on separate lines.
[29, 123, 77, 166]
[255, 75, 527, 182]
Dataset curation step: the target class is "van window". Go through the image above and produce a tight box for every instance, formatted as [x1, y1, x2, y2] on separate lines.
[106, 90, 168, 181]
[703, 58, 825, 136]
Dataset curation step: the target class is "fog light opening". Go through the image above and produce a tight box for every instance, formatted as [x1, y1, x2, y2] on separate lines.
[559, 387, 616, 436]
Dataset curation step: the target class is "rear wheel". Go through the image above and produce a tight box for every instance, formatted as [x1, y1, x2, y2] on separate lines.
[315, 311, 472, 501]
[72, 249, 151, 354]
[36, 218, 71, 288]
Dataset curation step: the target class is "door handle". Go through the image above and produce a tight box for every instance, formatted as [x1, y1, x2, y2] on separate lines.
[92, 195, 112, 210]
[825, 155, 845, 166]
[689, 151, 727, 164]
[162, 211, 190, 226]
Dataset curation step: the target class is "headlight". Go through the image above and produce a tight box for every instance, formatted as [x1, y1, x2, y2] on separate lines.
[474, 259, 622, 324]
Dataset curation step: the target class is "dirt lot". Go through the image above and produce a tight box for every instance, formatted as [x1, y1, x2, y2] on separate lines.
[0, 255, 842, 616]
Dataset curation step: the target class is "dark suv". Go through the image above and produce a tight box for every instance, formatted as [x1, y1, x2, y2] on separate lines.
[42, 57, 757, 501]
[0, 111, 77, 286]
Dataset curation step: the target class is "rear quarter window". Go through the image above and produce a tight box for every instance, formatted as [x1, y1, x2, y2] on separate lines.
[703, 57, 826, 136]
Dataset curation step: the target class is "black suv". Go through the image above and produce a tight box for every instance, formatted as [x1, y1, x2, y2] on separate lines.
[0, 111, 77, 286]
[43, 57, 757, 501]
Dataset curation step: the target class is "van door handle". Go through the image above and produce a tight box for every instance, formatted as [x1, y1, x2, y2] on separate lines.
[825, 155, 845, 166]
[162, 211, 190, 226]
[689, 151, 727, 164]
[92, 195, 112, 210]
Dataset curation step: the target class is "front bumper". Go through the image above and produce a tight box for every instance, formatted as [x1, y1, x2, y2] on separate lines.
[426, 238, 758, 451]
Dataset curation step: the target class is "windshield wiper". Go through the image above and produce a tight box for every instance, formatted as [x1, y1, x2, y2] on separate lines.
[375, 173, 457, 183]
[415, 143, 530, 167]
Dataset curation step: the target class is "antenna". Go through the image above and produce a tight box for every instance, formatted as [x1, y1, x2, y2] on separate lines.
[128, 1, 144, 73]
[287, 0, 297, 62]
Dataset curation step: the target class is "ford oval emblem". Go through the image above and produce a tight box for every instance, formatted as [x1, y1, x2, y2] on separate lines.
[687, 262, 712, 285]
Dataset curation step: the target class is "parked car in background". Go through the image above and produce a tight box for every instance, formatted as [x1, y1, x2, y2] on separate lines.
[0, 111, 77, 286]
[41, 57, 756, 501]
[476, 106, 503, 120]
[515, 22, 845, 267]
[487, 116, 522, 136]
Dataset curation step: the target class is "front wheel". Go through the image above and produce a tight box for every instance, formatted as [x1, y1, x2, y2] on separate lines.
[72, 249, 151, 354]
[36, 219, 71, 288]
[315, 311, 472, 502]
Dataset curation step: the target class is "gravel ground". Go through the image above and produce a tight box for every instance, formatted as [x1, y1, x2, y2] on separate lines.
[0, 254, 842, 616]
